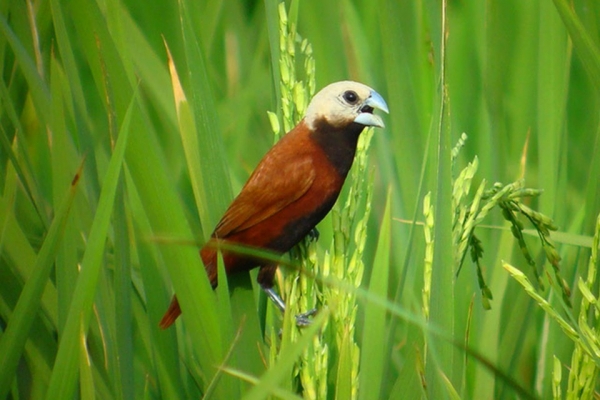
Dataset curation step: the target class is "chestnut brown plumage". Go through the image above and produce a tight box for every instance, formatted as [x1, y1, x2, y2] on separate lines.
[159, 81, 388, 329]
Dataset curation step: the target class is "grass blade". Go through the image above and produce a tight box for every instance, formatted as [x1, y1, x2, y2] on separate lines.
[553, 0, 600, 92]
[45, 93, 134, 399]
[358, 189, 392, 400]
[0, 161, 83, 400]
[425, 1, 456, 397]
[178, 0, 232, 234]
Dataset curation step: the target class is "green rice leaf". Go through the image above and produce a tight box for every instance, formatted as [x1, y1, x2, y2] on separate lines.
[45, 92, 134, 400]
[358, 189, 392, 400]
[0, 160, 83, 400]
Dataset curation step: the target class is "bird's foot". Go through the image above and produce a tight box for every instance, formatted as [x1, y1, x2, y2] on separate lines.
[295, 308, 318, 327]
[307, 227, 320, 242]
[263, 286, 318, 326]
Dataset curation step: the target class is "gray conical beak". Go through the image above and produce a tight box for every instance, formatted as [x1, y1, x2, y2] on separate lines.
[353, 90, 389, 128]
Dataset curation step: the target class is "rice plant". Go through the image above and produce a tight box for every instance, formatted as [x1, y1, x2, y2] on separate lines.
[1, 0, 600, 399]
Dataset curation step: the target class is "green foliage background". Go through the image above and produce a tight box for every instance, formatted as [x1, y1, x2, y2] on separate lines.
[1, 0, 600, 399]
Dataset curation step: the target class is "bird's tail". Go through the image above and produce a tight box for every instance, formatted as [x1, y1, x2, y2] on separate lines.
[158, 247, 218, 329]
[159, 296, 181, 329]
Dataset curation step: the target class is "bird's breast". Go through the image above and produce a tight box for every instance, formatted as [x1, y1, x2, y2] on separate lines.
[235, 157, 343, 252]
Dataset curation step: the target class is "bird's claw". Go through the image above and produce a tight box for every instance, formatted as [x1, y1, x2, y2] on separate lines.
[295, 308, 318, 327]
[307, 227, 320, 242]
[263, 287, 318, 327]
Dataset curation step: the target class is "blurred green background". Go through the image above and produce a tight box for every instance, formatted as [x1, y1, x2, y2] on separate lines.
[1, 0, 600, 398]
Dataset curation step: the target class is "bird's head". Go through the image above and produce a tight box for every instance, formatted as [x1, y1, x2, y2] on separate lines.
[304, 81, 389, 131]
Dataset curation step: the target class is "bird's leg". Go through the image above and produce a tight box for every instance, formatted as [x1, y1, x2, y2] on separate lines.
[258, 265, 317, 326]
[262, 287, 317, 326]
[263, 286, 286, 313]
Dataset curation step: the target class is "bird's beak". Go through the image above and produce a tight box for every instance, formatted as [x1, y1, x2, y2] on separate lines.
[353, 90, 389, 128]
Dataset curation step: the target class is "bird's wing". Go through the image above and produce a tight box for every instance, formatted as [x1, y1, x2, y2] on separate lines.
[213, 152, 316, 238]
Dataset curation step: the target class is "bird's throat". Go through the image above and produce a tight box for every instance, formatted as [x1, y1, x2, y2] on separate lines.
[311, 121, 364, 178]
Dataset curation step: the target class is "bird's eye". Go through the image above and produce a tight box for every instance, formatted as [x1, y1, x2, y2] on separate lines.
[343, 90, 359, 104]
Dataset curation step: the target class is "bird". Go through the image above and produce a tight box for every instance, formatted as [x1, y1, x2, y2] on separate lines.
[159, 80, 388, 329]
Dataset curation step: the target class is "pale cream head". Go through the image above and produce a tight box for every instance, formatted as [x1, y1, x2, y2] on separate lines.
[304, 81, 389, 131]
